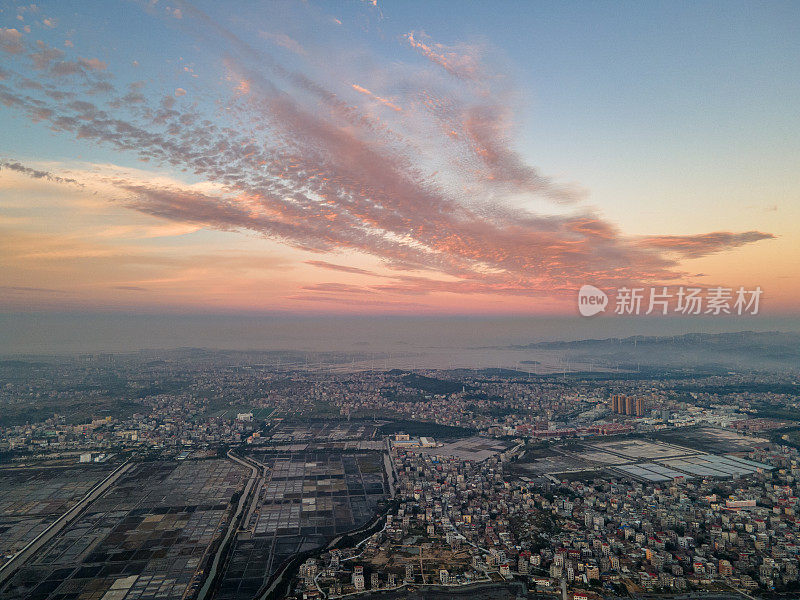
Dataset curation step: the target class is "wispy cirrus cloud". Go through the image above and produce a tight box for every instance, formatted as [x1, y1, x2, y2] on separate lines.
[260, 31, 308, 56]
[637, 231, 776, 258]
[402, 30, 483, 82]
[302, 282, 377, 294]
[0, 4, 776, 310]
[351, 83, 401, 112]
[305, 260, 381, 276]
[0, 160, 81, 186]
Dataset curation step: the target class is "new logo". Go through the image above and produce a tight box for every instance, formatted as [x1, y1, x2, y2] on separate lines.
[578, 284, 608, 317]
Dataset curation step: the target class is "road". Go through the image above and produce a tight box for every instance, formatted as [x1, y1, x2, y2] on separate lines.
[196, 449, 261, 600]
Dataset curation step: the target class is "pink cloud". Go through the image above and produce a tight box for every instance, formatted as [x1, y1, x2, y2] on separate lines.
[302, 282, 377, 294]
[305, 260, 380, 276]
[79, 57, 107, 71]
[0, 6, 776, 307]
[403, 30, 482, 81]
[637, 231, 776, 258]
[0, 28, 24, 54]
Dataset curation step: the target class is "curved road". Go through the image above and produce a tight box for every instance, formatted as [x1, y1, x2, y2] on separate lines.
[196, 449, 261, 600]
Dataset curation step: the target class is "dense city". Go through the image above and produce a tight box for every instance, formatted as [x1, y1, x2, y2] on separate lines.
[0, 347, 799, 600]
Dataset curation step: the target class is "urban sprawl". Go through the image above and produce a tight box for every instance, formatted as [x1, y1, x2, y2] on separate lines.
[0, 352, 799, 600]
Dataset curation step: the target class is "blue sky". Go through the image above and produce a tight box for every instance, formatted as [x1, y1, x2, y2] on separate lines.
[0, 0, 797, 316]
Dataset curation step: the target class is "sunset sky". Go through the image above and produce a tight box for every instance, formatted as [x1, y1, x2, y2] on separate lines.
[1, 0, 798, 316]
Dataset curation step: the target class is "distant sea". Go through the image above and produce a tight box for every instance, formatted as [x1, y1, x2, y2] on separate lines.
[1, 313, 798, 372]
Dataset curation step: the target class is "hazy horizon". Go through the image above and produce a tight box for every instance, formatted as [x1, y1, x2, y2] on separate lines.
[2, 312, 799, 356]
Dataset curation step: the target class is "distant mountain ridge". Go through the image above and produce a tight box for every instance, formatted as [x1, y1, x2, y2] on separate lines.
[515, 331, 800, 373]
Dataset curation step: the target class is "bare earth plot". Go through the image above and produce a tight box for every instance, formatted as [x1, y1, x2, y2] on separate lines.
[513, 436, 772, 484]
[417, 437, 512, 462]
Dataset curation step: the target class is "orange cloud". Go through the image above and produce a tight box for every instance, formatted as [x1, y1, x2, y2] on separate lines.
[351, 83, 402, 112]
